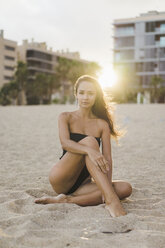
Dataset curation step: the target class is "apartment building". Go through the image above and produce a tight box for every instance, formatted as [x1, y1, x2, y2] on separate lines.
[17, 39, 88, 79]
[0, 30, 17, 88]
[113, 11, 165, 90]
[17, 39, 90, 103]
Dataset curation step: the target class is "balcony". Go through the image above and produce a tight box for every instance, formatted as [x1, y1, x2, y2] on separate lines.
[26, 57, 55, 65]
[136, 70, 165, 76]
[27, 66, 55, 74]
[155, 38, 165, 47]
[114, 26, 135, 37]
[114, 32, 135, 37]
[113, 46, 134, 51]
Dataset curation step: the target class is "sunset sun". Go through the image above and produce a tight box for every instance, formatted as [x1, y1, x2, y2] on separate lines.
[98, 66, 118, 89]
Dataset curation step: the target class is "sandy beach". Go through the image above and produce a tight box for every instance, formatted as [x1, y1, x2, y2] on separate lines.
[0, 104, 165, 248]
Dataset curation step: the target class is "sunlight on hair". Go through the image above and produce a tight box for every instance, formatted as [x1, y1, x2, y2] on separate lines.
[98, 66, 118, 89]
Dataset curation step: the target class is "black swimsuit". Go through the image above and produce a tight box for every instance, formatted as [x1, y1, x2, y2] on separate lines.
[59, 132, 101, 195]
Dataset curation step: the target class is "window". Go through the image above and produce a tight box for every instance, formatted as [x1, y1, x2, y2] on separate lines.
[143, 62, 158, 72]
[115, 50, 134, 61]
[4, 66, 14, 71]
[26, 50, 52, 61]
[160, 37, 165, 46]
[159, 62, 165, 71]
[4, 76, 14, 80]
[145, 35, 155, 46]
[139, 49, 144, 59]
[115, 52, 121, 62]
[4, 56, 15, 61]
[116, 37, 134, 47]
[136, 62, 144, 72]
[116, 25, 134, 36]
[145, 48, 156, 59]
[159, 48, 165, 58]
[122, 50, 134, 60]
[146, 22, 155, 32]
[5, 45, 15, 51]
[160, 24, 165, 32]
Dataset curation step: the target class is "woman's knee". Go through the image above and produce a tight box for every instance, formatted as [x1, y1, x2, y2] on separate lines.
[49, 170, 65, 194]
[113, 181, 132, 199]
[49, 165, 62, 187]
[121, 182, 132, 198]
[49, 168, 57, 186]
[79, 136, 99, 149]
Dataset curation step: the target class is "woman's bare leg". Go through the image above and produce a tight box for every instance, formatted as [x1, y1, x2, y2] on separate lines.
[77, 138, 127, 217]
[67, 180, 132, 206]
[35, 137, 128, 216]
[35, 180, 132, 206]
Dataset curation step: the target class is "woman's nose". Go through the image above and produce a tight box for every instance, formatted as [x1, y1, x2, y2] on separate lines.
[83, 94, 88, 99]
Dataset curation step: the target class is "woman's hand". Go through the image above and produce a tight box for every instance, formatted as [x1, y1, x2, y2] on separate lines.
[87, 147, 110, 173]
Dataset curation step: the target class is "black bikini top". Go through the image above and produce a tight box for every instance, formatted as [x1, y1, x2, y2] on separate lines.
[70, 132, 101, 146]
[59, 132, 101, 159]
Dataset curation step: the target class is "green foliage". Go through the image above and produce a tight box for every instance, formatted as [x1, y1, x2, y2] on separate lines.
[110, 87, 137, 103]
[52, 98, 60, 104]
[0, 81, 18, 105]
[15, 61, 28, 90]
[0, 61, 28, 105]
[149, 75, 164, 103]
[26, 73, 61, 104]
[0, 57, 101, 105]
[54, 57, 101, 103]
[55, 57, 101, 84]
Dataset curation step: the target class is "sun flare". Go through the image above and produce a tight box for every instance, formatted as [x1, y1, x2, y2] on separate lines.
[98, 66, 118, 89]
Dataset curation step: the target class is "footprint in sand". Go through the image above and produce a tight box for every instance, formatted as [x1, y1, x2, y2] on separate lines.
[0, 228, 11, 238]
[7, 198, 30, 214]
[26, 189, 57, 198]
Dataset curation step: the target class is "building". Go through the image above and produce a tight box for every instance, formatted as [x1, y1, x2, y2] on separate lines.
[0, 32, 95, 104]
[113, 11, 165, 100]
[0, 30, 17, 88]
[17, 39, 88, 79]
[17, 39, 90, 103]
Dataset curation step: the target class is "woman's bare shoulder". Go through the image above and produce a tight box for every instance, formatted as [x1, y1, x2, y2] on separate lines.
[58, 111, 76, 120]
[97, 118, 108, 126]
[97, 119, 110, 132]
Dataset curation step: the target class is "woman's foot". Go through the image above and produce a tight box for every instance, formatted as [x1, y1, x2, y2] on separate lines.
[35, 193, 67, 204]
[105, 198, 127, 217]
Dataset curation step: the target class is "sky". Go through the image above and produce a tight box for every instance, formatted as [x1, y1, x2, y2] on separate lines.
[1, 0, 165, 70]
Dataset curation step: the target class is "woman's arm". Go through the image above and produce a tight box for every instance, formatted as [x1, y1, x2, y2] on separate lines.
[101, 120, 113, 183]
[58, 112, 109, 172]
[58, 112, 89, 155]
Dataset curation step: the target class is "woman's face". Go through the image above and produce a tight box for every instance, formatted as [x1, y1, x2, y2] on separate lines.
[76, 81, 97, 108]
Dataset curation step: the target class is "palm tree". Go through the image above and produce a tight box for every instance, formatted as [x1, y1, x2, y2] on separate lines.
[150, 75, 164, 103]
[55, 57, 101, 102]
[15, 61, 28, 105]
[28, 73, 61, 104]
[47, 74, 61, 103]
[0, 81, 18, 105]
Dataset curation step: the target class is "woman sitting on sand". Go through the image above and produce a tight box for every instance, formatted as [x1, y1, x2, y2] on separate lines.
[35, 75, 132, 217]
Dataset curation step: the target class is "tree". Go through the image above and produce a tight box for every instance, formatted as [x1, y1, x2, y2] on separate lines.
[0, 81, 18, 105]
[15, 61, 28, 105]
[26, 73, 61, 104]
[55, 57, 101, 102]
[0, 61, 28, 105]
[150, 75, 164, 103]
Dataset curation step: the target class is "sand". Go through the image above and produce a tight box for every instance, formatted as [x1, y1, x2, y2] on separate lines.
[0, 104, 165, 248]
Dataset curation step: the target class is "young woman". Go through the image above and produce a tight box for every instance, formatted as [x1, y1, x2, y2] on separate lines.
[35, 75, 132, 217]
